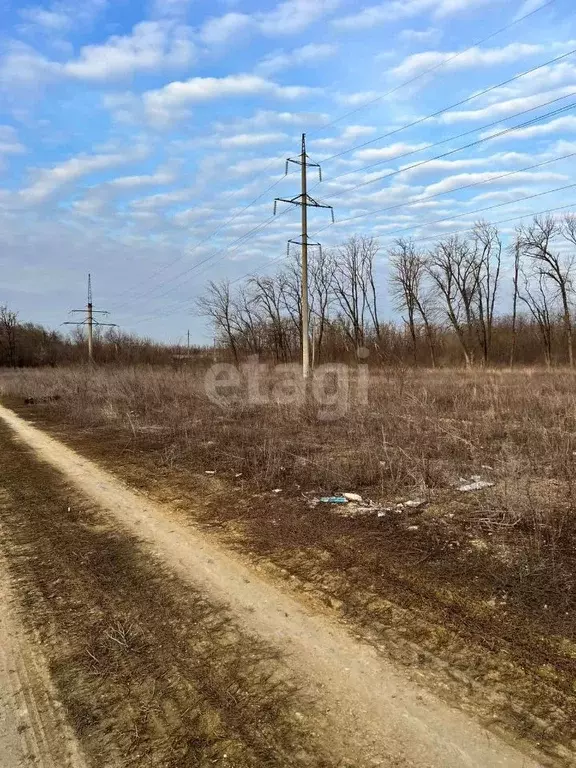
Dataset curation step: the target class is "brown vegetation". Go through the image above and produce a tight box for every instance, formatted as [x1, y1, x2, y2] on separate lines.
[0, 305, 207, 368]
[2, 364, 576, 762]
[0, 419, 333, 767]
[198, 216, 576, 368]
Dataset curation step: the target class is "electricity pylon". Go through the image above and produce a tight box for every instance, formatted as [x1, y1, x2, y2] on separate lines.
[64, 274, 116, 363]
[274, 134, 334, 379]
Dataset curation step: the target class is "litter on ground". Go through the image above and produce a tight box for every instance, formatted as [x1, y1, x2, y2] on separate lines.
[457, 477, 494, 492]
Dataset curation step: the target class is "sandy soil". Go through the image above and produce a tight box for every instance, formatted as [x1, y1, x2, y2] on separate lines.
[0, 402, 546, 768]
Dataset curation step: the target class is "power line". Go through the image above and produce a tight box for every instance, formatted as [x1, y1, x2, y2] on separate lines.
[124, 197, 576, 328]
[406, 200, 576, 245]
[319, 46, 576, 164]
[124, 183, 576, 327]
[272, 133, 334, 378]
[113, 98, 576, 313]
[314, 149, 576, 231]
[313, 181, 576, 242]
[113, 207, 292, 314]
[310, 91, 576, 189]
[107, 172, 287, 310]
[228, 200, 576, 293]
[105, 3, 562, 310]
[319, 100, 576, 203]
[63, 274, 117, 363]
[309, 0, 559, 136]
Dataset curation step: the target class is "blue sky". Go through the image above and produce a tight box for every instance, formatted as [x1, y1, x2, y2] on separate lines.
[1, 0, 575, 343]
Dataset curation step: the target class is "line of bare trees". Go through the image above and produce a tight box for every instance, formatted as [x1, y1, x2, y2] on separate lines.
[0, 310, 204, 368]
[199, 215, 576, 368]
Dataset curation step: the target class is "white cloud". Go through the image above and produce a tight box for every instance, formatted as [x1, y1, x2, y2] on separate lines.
[391, 42, 542, 80]
[199, 0, 340, 44]
[219, 132, 288, 148]
[2, 19, 195, 90]
[481, 115, 576, 141]
[143, 74, 313, 126]
[354, 141, 429, 161]
[0, 41, 58, 89]
[215, 109, 330, 133]
[200, 12, 253, 44]
[399, 26, 441, 43]
[309, 124, 377, 150]
[422, 170, 567, 195]
[63, 21, 195, 80]
[256, 43, 337, 75]
[18, 0, 107, 33]
[0, 126, 25, 155]
[130, 188, 194, 210]
[230, 156, 282, 175]
[101, 91, 144, 124]
[19, 7, 72, 31]
[333, 0, 499, 30]
[335, 90, 380, 106]
[441, 86, 576, 123]
[514, 0, 548, 20]
[151, 0, 191, 17]
[19, 147, 148, 204]
[481, 60, 576, 105]
[108, 169, 176, 188]
[400, 156, 497, 179]
[172, 206, 217, 226]
[71, 167, 176, 217]
[258, 0, 341, 34]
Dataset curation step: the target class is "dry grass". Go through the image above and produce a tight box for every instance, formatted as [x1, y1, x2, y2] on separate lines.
[0, 419, 333, 768]
[2, 364, 576, 762]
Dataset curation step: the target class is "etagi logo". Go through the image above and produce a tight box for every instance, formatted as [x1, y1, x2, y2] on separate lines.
[204, 352, 370, 420]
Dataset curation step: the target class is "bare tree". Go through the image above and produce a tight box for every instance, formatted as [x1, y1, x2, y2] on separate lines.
[470, 221, 502, 365]
[0, 305, 18, 367]
[310, 247, 335, 363]
[427, 236, 479, 366]
[518, 267, 554, 367]
[197, 280, 240, 363]
[278, 253, 303, 351]
[518, 215, 575, 366]
[358, 236, 381, 339]
[332, 235, 381, 351]
[509, 237, 521, 369]
[235, 284, 263, 355]
[248, 275, 291, 362]
[389, 238, 436, 365]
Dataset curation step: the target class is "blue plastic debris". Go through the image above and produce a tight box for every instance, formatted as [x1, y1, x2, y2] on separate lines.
[319, 496, 348, 504]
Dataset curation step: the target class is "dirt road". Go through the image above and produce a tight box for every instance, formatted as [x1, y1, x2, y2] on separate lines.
[0, 402, 546, 767]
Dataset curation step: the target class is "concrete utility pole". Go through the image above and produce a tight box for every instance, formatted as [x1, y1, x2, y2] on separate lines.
[300, 135, 310, 380]
[274, 134, 334, 379]
[64, 274, 116, 363]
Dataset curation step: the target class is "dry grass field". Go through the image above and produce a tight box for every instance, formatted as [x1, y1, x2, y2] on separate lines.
[2, 364, 576, 763]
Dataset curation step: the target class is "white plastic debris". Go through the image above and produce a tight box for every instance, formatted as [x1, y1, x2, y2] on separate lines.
[204, 470, 216, 476]
[407, 525, 419, 531]
[402, 498, 426, 509]
[272, 488, 282, 494]
[343, 492, 363, 503]
[457, 479, 494, 492]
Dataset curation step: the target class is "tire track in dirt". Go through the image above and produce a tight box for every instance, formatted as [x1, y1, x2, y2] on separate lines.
[0, 402, 547, 768]
[0, 553, 87, 768]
